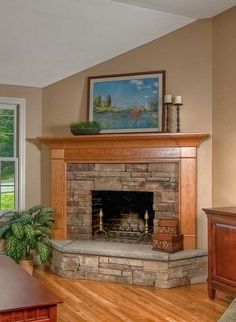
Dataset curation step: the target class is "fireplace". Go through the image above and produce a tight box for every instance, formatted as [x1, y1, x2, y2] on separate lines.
[38, 132, 209, 249]
[67, 161, 178, 241]
[92, 190, 154, 241]
[39, 133, 209, 288]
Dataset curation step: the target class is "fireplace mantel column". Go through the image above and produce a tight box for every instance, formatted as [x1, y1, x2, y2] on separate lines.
[50, 149, 67, 239]
[180, 148, 197, 248]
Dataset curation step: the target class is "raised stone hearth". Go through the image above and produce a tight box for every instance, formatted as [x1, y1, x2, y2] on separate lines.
[50, 240, 207, 288]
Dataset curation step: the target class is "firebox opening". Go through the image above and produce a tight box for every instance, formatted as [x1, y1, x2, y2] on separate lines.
[92, 190, 154, 242]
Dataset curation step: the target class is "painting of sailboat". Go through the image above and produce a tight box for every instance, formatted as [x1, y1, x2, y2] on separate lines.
[88, 71, 165, 133]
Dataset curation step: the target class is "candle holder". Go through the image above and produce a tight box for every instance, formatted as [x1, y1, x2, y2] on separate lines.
[164, 103, 172, 132]
[138, 210, 152, 243]
[174, 103, 183, 133]
[95, 208, 108, 240]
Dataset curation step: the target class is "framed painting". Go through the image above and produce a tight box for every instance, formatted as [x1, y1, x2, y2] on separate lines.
[88, 71, 165, 133]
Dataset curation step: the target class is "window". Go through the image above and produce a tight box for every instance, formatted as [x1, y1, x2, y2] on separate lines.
[0, 97, 25, 213]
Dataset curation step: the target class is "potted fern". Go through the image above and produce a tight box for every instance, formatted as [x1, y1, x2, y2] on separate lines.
[0, 205, 55, 274]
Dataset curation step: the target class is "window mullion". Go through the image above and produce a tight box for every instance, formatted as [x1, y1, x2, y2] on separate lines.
[13, 107, 17, 158]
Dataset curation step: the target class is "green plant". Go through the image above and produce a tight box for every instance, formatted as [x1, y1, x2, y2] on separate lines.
[0, 205, 55, 263]
[1, 192, 14, 210]
[70, 120, 101, 130]
[70, 121, 101, 135]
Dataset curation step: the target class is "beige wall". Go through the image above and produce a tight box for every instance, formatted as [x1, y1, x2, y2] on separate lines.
[42, 20, 213, 248]
[0, 85, 42, 208]
[212, 7, 236, 206]
[43, 20, 212, 136]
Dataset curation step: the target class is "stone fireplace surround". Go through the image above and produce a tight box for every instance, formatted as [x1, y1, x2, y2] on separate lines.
[67, 162, 179, 240]
[39, 132, 209, 288]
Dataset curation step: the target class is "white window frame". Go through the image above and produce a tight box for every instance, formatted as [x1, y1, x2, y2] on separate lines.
[0, 97, 26, 211]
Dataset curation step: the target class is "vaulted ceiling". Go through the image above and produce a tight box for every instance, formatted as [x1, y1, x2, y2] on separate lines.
[0, 0, 235, 87]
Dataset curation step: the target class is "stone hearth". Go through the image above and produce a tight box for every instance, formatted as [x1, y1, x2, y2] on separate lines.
[50, 240, 207, 288]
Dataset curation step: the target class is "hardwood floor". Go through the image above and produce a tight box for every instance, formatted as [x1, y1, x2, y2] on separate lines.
[34, 267, 232, 322]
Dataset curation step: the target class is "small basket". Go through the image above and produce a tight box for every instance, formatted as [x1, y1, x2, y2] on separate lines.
[152, 233, 183, 253]
[156, 218, 179, 235]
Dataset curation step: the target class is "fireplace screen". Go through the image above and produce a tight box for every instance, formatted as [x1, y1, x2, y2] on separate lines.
[92, 191, 154, 242]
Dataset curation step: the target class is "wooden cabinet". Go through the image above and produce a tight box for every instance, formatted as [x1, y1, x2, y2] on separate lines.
[0, 255, 61, 322]
[203, 207, 236, 298]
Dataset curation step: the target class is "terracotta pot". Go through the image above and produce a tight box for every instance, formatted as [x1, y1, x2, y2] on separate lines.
[19, 258, 34, 275]
[0, 239, 5, 253]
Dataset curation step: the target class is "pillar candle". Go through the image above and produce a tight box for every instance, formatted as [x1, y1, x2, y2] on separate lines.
[174, 96, 183, 104]
[164, 94, 173, 104]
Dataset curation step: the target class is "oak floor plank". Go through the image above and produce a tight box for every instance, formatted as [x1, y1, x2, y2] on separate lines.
[78, 281, 166, 321]
[34, 267, 233, 322]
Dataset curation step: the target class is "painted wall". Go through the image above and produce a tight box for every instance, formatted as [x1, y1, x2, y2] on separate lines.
[42, 20, 213, 248]
[0, 85, 42, 208]
[212, 7, 236, 206]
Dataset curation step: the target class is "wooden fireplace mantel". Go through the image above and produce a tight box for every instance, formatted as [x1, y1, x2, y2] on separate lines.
[38, 132, 209, 248]
[38, 132, 208, 148]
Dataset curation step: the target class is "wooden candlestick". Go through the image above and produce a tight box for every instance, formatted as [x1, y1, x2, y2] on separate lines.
[164, 103, 171, 132]
[174, 103, 183, 133]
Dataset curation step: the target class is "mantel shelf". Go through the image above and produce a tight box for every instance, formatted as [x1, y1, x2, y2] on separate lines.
[37, 132, 209, 149]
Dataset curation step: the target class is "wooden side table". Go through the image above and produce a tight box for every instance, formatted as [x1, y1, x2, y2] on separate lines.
[203, 207, 236, 299]
[0, 255, 61, 322]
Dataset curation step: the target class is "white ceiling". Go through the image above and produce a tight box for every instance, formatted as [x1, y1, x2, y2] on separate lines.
[0, 0, 235, 88]
[111, 0, 236, 19]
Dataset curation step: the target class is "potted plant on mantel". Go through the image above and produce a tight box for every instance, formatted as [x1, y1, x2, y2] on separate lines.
[0, 205, 55, 274]
[70, 120, 101, 135]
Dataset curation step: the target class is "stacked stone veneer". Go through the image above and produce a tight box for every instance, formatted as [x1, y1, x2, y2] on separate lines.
[67, 162, 179, 240]
[50, 241, 207, 288]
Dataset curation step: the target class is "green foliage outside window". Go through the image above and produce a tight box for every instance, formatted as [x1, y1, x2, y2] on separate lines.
[1, 162, 15, 180]
[0, 193, 14, 210]
[0, 108, 14, 158]
[0, 108, 16, 212]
